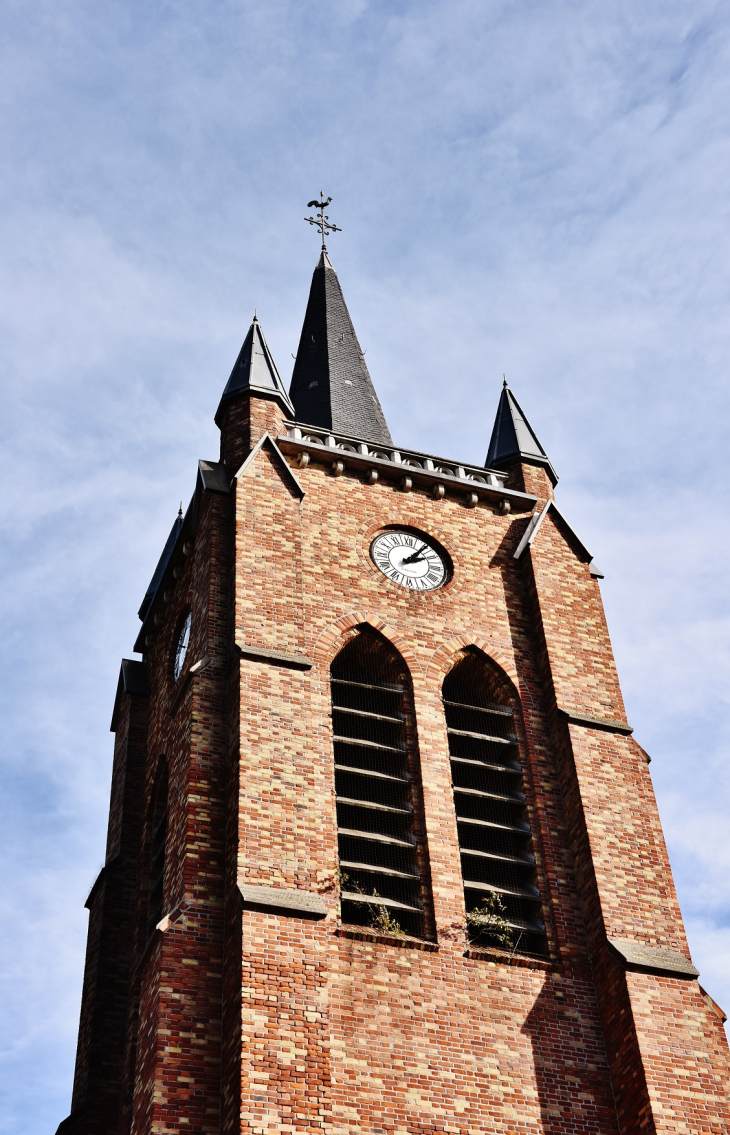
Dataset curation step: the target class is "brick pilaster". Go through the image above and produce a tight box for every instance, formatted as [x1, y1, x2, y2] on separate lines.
[218, 395, 288, 476]
[58, 678, 148, 1135]
[524, 497, 730, 1133]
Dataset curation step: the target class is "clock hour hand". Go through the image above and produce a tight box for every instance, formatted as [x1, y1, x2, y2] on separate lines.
[401, 543, 428, 565]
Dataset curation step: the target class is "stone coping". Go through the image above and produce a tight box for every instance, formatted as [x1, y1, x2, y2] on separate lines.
[559, 708, 633, 735]
[238, 883, 327, 919]
[235, 642, 314, 670]
[608, 938, 699, 978]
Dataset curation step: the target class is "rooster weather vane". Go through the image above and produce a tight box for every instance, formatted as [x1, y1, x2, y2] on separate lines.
[305, 193, 341, 250]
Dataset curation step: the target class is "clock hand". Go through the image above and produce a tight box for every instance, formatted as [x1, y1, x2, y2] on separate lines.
[402, 543, 428, 565]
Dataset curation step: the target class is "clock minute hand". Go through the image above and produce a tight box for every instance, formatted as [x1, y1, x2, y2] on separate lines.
[402, 544, 428, 565]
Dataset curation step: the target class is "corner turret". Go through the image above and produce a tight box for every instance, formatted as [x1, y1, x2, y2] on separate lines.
[216, 315, 292, 473]
[485, 379, 557, 496]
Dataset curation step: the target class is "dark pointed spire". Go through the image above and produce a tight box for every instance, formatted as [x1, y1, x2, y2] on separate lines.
[288, 251, 392, 445]
[485, 379, 558, 484]
[215, 315, 293, 426]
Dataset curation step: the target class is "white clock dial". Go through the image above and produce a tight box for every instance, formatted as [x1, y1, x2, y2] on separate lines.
[370, 530, 448, 592]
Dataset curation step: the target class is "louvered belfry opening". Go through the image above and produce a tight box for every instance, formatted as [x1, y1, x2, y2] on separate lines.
[146, 762, 169, 939]
[444, 651, 548, 956]
[331, 629, 431, 939]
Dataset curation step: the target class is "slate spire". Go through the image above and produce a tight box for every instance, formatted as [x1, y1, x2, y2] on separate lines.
[485, 379, 558, 484]
[289, 251, 392, 445]
[215, 314, 293, 426]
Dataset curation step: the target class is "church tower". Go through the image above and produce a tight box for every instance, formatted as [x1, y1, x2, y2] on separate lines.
[58, 202, 730, 1135]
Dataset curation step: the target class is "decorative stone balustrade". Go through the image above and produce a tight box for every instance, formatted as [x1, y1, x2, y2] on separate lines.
[278, 423, 536, 512]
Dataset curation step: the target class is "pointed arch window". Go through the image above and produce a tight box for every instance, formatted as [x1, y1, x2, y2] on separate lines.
[331, 629, 432, 939]
[443, 651, 547, 956]
[146, 762, 169, 938]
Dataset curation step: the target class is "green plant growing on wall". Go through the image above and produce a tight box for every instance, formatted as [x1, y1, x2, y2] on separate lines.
[367, 892, 406, 938]
[337, 869, 405, 938]
[466, 891, 514, 949]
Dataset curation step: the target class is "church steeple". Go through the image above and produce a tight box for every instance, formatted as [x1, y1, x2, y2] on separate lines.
[288, 250, 392, 445]
[58, 205, 730, 1135]
[485, 379, 557, 485]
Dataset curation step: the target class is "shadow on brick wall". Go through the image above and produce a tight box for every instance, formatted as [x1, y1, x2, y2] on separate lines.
[522, 977, 620, 1134]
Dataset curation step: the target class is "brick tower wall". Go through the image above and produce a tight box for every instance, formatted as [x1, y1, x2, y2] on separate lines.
[224, 439, 620, 1134]
[60, 395, 730, 1135]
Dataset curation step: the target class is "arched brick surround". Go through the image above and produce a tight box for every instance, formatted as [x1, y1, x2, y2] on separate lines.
[311, 611, 423, 677]
[426, 633, 520, 693]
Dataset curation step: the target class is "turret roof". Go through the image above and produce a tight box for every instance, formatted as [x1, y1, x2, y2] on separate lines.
[138, 510, 184, 622]
[215, 315, 293, 426]
[485, 380, 558, 485]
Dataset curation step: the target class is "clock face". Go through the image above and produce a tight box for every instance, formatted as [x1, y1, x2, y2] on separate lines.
[173, 610, 191, 682]
[370, 530, 448, 592]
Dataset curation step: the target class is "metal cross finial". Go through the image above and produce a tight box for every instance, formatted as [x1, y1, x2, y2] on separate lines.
[305, 193, 341, 250]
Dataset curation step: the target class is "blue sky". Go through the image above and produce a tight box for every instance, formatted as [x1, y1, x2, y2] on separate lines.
[1, 1, 729, 1130]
